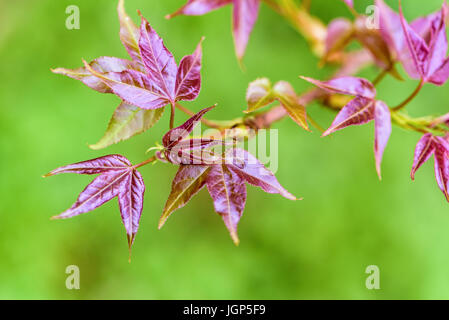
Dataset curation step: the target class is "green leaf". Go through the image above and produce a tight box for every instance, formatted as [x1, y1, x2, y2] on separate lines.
[89, 102, 164, 150]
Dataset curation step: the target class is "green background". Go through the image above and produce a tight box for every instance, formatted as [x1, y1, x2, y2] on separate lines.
[1, 0, 449, 299]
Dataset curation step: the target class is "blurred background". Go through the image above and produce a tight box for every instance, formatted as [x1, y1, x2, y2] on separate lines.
[1, 0, 449, 299]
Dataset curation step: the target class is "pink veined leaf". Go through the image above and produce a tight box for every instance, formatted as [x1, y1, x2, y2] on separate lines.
[411, 1, 448, 41]
[411, 133, 435, 180]
[118, 170, 145, 248]
[139, 16, 177, 102]
[399, 3, 430, 80]
[433, 137, 449, 202]
[83, 62, 169, 110]
[429, 58, 449, 85]
[322, 97, 375, 136]
[377, 0, 406, 59]
[175, 37, 204, 101]
[425, 4, 449, 82]
[300, 76, 376, 99]
[162, 105, 215, 148]
[45, 155, 146, 252]
[373, 100, 392, 180]
[43, 154, 131, 176]
[52, 171, 129, 220]
[232, 0, 261, 61]
[166, 0, 232, 18]
[52, 57, 145, 94]
[225, 148, 298, 200]
[206, 164, 247, 245]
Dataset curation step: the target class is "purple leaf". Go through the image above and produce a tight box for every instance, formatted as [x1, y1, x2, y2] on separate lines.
[46, 155, 146, 251]
[399, 4, 430, 79]
[43, 154, 131, 176]
[52, 57, 144, 94]
[377, 0, 406, 59]
[322, 97, 375, 136]
[162, 105, 215, 148]
[83, 62, 169, 110]
[139, 17, 177, 102]
[118, 170, 145, 248]
[206, 164, 247, 245]
[225, 148, 298, 200]
[166, 0, 232, 18]
[434, 137, 449, 202]
[52, 171, 129, 220]
[425, 5, 448, 81]
[175, 38, 203, 101]
[300, 76, 376, 99]
[232, 0, 261, 61]
[411, 133, 435, 180]
[373, 100, 391, 179]
[429, 57, 449, 85]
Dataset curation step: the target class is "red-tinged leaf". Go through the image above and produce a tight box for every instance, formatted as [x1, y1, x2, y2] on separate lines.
[300, 76, 376, 99]
[399, 4, 430, 80]
[52, 57, 144, 94]
[46, 154, 147, 252]
[225, 148, 298, 200]
[51, 170, 129, 220]
[323, 18, 354, 61]
[43, 154, 131, 177]
[89, 102, 164, 150]
[166, 0, 232, 18]
[159, 165, 211, 228]
[411, 133, 435, 180]
[232, 0, 260, 61]
[206, 164, 247, 245]
[273, 81, 309, 131]
[118, 0, 142, 63]
[429, 57, 449, 85]
[426, 5, 448, 79]
[162, 105, 215, 148]
[322, 97, 375, 136]
[373, 100, 391, 180]
[411, 2, 448, 41]
[175, 38, 203, 101]
[377, 0, 406, 58]
[139, 17, 177, 102]
[83, 61, 169, 110]
[434, 138, 449, 201]
[118, 169, 145, 249]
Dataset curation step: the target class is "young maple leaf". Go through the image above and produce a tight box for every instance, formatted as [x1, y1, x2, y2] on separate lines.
[377, 0, 449, 85]
[52, 0, 204, 149]
[44, 154, 145, 255]
[300, 76, 392, 179]
[411, 133, 449, 202]
[245, 78, 309, 131]
[157, 107, 299, 244]
[167, 0, 260, 62]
